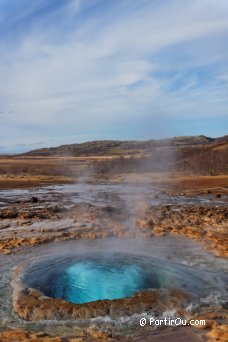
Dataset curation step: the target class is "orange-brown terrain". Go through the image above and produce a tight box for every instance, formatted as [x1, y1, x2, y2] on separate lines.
[0, 136, 227, 341]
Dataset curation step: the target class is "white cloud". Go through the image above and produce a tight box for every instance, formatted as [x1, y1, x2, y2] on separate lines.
[0, 0, 227, 151]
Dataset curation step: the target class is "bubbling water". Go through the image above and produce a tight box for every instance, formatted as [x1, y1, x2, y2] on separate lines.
[55, 261, 144, 303]
[23, 251, 216, 305]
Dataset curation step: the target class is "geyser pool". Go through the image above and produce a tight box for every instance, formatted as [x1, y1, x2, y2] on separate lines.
[55, 261, 145, 303]
[23, 252, 214, 304]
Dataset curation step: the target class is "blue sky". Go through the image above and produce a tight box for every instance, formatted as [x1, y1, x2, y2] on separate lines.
[0, 0, 227, 152]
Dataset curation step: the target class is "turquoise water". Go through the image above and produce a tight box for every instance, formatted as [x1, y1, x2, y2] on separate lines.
[54, 261, 144, 303]
[24, 251, 216, 305]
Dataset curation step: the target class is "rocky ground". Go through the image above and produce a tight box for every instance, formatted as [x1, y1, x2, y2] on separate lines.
[0, 174, 227, 341]
[0, 190, 227, 258]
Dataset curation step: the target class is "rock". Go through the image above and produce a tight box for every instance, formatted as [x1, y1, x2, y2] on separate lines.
[2, 248, 12, 255]
[0, 330, 29, 340]
[31, 196, 38, 203]
[0, 330, 66, 341]
[208, 325, 228, 341]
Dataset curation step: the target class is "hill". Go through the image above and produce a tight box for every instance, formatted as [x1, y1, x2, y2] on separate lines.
[21, 135, 226, 157]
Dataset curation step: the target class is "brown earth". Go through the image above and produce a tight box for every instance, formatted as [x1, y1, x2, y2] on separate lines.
[137, 204, 228, 257]
[0, 329, 114, 341]
[0, 155, 227, 341]
[0, 198, 227, 257]
[0, 174, 74, 190]
[0, 159, 228, 191]
[0, 326, 214, 342]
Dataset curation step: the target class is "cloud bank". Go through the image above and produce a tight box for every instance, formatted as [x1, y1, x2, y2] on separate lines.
[0, 0, 227, 152]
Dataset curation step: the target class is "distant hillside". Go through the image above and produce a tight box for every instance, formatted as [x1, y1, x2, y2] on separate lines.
[17, 135, 228, 175]
[21, 135, 225, 157]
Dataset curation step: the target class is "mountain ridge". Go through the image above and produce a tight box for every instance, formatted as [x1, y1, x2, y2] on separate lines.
[19, 135, 227, 157]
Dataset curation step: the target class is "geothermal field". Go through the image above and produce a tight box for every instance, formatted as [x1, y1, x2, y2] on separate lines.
[0, 137, 227, 341]
[1, 1, 228, 340]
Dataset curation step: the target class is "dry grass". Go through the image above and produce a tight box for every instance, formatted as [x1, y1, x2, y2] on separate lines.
[0, 155, 227, 190]
[0, 174, 74, 189]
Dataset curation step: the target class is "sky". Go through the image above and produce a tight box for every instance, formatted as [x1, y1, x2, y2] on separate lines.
[0, 0, 227, 153]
